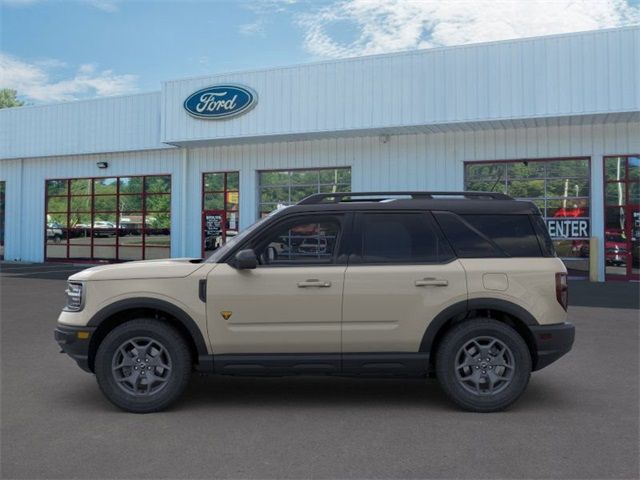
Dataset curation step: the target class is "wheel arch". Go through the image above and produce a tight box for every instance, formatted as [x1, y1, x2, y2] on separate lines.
[86, 298, 208, 373]
[421, 298, 539, 370]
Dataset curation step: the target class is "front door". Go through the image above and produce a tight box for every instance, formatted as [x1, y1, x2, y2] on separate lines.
[604, 155, 639, 280]
[342, 212, 467, 353]
[206, 214, 348, 355]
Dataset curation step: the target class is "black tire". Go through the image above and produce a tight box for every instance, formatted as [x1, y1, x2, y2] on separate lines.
[95, 319, 191, 413]
[435, 318, 531, 412]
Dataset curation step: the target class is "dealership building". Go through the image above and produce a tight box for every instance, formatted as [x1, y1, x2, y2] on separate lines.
[0, 26, 638, 281]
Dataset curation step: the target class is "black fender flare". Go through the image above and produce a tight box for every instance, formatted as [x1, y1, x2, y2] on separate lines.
[87, 297, 208, 356]
[419, 298, 539, 353]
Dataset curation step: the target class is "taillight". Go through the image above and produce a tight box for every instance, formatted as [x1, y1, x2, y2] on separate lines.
[555, 273, 568, 311]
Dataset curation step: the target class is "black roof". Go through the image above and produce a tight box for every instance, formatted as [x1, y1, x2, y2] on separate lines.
[277, 191, 540, 216]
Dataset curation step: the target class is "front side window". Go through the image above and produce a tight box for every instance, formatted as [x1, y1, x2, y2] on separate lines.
[357, 212, 454, 264]
[45, 175, 171, 262]
[253, 216, 342, 266]
[258, 168, 351, 217]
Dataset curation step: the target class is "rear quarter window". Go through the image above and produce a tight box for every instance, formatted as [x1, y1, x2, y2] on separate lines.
[461, 214, 542, 257]
[433, 212, 545, 258]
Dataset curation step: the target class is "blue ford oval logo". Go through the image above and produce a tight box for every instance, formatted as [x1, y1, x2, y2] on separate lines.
[184, 84, 257, 119]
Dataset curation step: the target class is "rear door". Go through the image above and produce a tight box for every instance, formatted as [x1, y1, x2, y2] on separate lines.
[341, 211, 467, 354]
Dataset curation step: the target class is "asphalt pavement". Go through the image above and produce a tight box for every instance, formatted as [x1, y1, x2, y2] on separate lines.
[1, 263, 638, 479]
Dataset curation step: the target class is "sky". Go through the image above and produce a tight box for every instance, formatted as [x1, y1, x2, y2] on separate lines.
[1, 0, 639, 104]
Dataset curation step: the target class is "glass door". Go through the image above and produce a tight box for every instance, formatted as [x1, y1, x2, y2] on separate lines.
[604, 156, 639, 281]
[201, 172, 239, 258]
[202, 210, 226, 258]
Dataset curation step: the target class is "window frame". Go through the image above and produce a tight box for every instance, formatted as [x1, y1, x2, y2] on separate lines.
[44, 174, 171, 263]
[463, 156, 591, 274]
[201, 171, 240, 257]
[349, 210, 456, 266]
[257, 167, 352, 218]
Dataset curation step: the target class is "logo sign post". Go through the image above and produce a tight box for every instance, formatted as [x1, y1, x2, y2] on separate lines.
[184, 85, 257, 119]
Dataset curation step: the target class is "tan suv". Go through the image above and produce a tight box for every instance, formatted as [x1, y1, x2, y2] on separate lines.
[55, 191, 575, 413]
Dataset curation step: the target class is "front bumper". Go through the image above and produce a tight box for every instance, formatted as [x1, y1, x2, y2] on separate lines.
[54, 324, 96, 373]
[529, 322, 575, 371]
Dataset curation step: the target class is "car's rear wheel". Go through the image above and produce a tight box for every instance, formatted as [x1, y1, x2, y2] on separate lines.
[95, 319, 191, 413]
[436, 318, 531, 412]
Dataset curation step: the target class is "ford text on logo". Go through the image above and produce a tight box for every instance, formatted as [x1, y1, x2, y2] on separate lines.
[183, 85, 257, 119]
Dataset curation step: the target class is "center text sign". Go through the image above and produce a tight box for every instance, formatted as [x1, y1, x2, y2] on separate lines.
[546, 218, 590, 239]
[184, 85, 257, 119]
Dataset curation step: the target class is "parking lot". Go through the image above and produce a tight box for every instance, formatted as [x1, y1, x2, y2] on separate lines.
[1, 263, 638, 479]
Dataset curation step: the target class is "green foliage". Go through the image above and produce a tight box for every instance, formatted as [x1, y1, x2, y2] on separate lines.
[0, 89, 24, 109]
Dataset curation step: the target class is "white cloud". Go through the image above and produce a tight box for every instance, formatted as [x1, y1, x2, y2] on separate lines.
[0, 53, 138, 103]
[238, 19, 266, 36]
[298, 0, 640, 58]
[83, 0, 119, 12]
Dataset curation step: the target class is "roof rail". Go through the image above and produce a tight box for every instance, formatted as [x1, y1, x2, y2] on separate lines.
[297, 191, 512, 205]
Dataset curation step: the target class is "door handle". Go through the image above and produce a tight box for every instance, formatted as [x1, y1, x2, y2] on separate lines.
[415, 278, 449, 287]
[297, 279, 332, 288]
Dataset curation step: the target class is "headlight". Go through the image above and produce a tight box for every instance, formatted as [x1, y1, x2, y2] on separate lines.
[64, 282, 84, 312]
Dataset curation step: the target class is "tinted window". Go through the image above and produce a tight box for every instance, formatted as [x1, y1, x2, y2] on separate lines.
[433, 212, 500, 258]
[462, 215, 542, 257]
[358, 213, 453, 263]
[255, 216, 342, 265]
[531, 215, 555, 256]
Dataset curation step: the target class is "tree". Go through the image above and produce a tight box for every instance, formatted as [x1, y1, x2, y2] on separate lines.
[0, 89, 24, 109]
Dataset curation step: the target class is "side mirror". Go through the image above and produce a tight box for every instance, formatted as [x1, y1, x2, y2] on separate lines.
[233, 249, 258, 270]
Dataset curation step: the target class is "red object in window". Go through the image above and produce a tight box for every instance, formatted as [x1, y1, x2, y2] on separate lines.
[553, 207, 585, 218]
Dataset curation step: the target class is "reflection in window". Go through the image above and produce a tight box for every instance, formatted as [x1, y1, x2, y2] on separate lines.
[258, 220, 341, 265]
[202, 172, 240, 257]
[258, 168, 351, 217]
[604, 155, 639, 279]
[464, 158, 591, 276]
[45, 175, 171, 262]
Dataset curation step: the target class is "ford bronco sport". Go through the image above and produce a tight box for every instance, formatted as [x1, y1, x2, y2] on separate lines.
[55, 191, 575, 413]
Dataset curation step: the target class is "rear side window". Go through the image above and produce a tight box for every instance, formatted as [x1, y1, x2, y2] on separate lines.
[462, 215, 542, 257]
[433, 212, 501, 258]
[357, 212, 454, 263]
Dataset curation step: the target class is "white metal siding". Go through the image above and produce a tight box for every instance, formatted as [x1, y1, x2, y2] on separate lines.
[162, 27, 640, 144]
[0, 92, 168, 160]
[0, 149, 183, 261]
[1, 119, 638, 282]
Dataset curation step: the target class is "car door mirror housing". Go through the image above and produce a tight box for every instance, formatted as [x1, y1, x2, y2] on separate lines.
[234, 249, 258, 270]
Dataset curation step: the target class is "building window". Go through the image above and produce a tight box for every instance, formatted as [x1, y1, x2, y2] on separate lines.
[258, 167, 351, 217]
[45, 175, 171, 262]
[464, 158, 591, 277]
[0, 181, 5, 260]
[202, 172, 239, 257]
[603, 155, 639, 280]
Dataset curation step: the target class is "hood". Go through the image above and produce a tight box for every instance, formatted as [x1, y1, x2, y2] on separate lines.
[69, 258, 206, 281]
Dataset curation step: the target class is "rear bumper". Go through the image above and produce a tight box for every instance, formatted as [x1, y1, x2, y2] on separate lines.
[530, 322, 575, 371]
[54, 324, 96, 373]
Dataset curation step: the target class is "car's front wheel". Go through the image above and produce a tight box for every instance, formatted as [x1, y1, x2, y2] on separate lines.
[95, 319, 191, 413]
[436, 318, 531, 412]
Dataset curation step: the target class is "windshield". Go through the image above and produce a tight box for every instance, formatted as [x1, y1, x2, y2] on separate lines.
[205, 208, 286, 263]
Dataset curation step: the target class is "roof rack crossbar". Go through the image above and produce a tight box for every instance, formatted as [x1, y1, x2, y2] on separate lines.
[297, 191, 512, 205]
